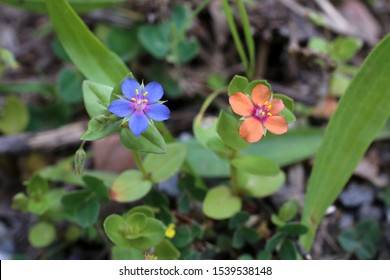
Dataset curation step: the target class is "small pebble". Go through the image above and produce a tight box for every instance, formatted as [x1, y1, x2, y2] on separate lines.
[339, 183, 374, 207]
[358, 204, 382, 221]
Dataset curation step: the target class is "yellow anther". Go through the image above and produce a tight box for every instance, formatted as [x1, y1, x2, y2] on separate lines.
[261, 112, 265, 116]
[143, 99, 148, 103]
[143, 91, 148, 96]
[135, 89, 139, 95]
[131, 98, 136, 101]
[264, 100, 269, 105]
[137, 101, 142, 105]
[267, 112, 272, 116]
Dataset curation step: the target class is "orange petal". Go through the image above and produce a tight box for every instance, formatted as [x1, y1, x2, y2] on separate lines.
[229, 92, 254, 116]
[269, 98, 285, 115]
[239, 117, 264, 143]
[264, 116, 288, 135]
[251, 84, 271, 105]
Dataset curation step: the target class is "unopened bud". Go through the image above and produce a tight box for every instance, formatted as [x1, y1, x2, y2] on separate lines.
[74, 147, 87, 176]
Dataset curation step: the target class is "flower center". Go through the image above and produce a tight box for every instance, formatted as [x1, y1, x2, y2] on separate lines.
[131, 89, 149, 111]
[254, 100, 272, 122]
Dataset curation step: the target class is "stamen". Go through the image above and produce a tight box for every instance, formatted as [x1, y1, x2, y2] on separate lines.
[143, 92, 148, 96]
[267, 112, 272, 116]
[261, 112, 265, 116]
[143, 99, 148, 103]
[131, 98, 136, 101]
[264, 101, 269, 105]
[137, 101, 142, 105]
[136, 89, 139, 95]
[267, 105, 272, 109]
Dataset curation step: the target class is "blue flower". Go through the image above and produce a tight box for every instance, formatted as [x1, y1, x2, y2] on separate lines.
[108, 78, 170, 136]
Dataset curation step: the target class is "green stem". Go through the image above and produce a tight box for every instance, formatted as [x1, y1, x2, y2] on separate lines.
[222, 0, 249, 76]
[230, 150, 240, 195]
[236, 0, 255, 79]
[132, 151, 148, 178]
[195, 87, 226, 124]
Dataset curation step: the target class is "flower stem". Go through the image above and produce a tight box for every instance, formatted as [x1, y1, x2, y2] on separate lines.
[230, 150, 241, 195]
[132, 151, 148, 178]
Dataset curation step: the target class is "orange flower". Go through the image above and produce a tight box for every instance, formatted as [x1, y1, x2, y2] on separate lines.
[229, 84, 288, 143]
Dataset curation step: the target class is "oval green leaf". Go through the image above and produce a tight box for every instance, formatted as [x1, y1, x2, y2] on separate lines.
[202, 186, 242, 220]
[28, 222, 56, 248]
[217, 110, 250, 150]
[110, 170, 152, 203]
[120, 126, 166, 154]
[239, 171, 285, 198]
[144, 143, 187, 183]
[82, 80, 112, 118]
[231, 155, 280, 176]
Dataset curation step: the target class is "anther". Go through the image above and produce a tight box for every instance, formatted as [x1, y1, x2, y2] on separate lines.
[136, 89, 139, 95]
[267, 112, 272, 116]
[131, 98, 136, 101]
[143, 92, 148, 96]
[261, 112, 265, 116]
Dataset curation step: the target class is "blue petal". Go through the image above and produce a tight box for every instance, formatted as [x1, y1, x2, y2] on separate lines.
[129, 111, 149, 136]
[122, 78, 141, 100]
[144, 81, 164, 103]
[145, 104, 170, 121]
[108, 99, 133, 117]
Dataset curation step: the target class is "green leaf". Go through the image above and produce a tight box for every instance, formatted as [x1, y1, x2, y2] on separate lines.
[138, 23, 170, 59]
[57, 68, 83, 104]
[154, 239, 180, 260]
[172, 226, 193, 248]
[330, 72, 351, 97]
[120, 126, 166, 154]
[82, 175, 109, 202]
[246, 128, 323, 166]
[265, 233, 286, 252]
[82, 80, 112, 118]
[239, 171, 285, 198]
[229, 211, 250, 230]
[28, 222, 56, 248]
[174, 39, 199, 64]
[124, 206, 155, 219]
[75, 196, 100, 227]
[278, 107, 296, 123]
[279, 239, 298, 260]
[80, 115, 120, 141]
[337, 220, 381, 259]
[2, 0, 125, 13]
[45, 0, 128, 86]
[144, 143, 187, 183]
[110, 170, 152, 203]
[233, 226, 260, 249]
[278, 200, 300, 222]
[300, 33, 390, 251]
[228, 75, 249, 96]
[330, 37, 363, 62]
[111, 246, 144, 260]
[279, 223, 308, 236]
[103, 213, 165, 249]
[26, 174, 49, 199]
[0, 95, 29, 135]
[308, 37, 329, 54]
[106, 26, 142, 61]
[202, 186, 242, 220]
[217, 110, 250, 150]
[231, 155, 280, 176]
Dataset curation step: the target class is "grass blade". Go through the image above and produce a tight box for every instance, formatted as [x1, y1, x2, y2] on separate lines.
[300, 33, 390, 251]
